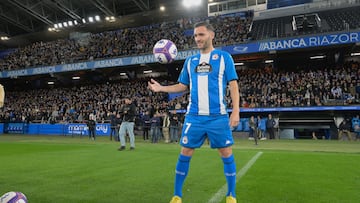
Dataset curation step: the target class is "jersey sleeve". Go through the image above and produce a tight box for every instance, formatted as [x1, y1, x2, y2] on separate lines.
[177, 56, 191, 85]
[223, 51, 238, 82]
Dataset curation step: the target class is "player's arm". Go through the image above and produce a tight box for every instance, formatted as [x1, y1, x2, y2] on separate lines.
[148, 79, 188, 93]
[229, 80, 239, 128]
[0, 84, 4, 108]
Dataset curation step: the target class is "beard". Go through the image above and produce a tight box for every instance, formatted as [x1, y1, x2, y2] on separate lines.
[196, 36, 212, 51]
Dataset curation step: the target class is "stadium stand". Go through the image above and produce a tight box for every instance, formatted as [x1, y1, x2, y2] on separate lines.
[250, 5, 360, 40]
[0, 13, 253, 71]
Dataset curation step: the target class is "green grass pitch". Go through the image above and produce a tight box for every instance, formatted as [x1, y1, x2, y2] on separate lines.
[0, 135, 359, 203]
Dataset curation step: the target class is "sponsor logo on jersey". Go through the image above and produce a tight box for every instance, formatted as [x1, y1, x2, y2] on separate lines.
[195, 62, 212, 73]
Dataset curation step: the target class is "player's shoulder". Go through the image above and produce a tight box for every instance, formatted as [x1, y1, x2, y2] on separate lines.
[187, 52, 201, 61]
[213, 49, 232, 58]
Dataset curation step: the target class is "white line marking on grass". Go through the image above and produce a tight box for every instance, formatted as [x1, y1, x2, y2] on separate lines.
[207, 151, 263, 203]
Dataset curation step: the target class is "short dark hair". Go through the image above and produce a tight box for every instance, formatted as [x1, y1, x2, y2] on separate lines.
[194, 21, 215, 32]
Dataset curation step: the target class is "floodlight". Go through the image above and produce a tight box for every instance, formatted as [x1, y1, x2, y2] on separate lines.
[182, 0, 202, 8]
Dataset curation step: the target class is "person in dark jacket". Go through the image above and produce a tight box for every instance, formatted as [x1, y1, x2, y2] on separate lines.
[338, 119, 352, 141]
[118, 97, 137, 150]
[142, 111, 151, 140]
[150, 112, 161, 143]
[87, 113, 96, 141]
[109, 111, 117, 141]
[266, 114, 276, 139]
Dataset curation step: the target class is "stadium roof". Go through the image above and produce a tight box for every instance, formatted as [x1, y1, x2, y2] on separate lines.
[0, 0, 207, 49]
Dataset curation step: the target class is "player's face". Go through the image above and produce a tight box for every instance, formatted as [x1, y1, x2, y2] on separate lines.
[194, 26, 214, 53]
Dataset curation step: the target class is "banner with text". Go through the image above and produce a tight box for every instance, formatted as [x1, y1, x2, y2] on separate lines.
[1, 31, 359, 78]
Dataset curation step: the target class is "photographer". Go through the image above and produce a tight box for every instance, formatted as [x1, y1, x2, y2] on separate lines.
[118, 97, 137, 150]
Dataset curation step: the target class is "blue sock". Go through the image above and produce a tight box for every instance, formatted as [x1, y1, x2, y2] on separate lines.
[222, 154, 236, 197]
[174, 154, 191, 197]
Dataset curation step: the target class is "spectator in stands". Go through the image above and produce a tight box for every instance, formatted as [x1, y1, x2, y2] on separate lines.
[257, 115, 267, 140]
[338, 119, 352, 141]
[150, 111, 161, 143]
[118, 97, 137, 150]
[109, 111, 117, 141]
[114, 113, 122, 141]
[141, 110, 151, 140]
[266, 114, 276, 139]
[169, 110, 180, 143]
[87, 113, 96, 141]
[249, 116, 258, 145]
[331, 84, 343, 99]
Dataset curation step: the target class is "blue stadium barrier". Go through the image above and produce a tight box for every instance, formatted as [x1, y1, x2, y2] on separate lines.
[1, 123, 111, 136]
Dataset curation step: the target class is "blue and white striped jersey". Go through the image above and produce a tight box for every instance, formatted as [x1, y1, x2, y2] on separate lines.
[178, 49, 238, 115]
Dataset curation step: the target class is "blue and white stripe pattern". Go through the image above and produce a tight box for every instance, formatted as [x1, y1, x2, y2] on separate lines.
[178, 49, 238, 115]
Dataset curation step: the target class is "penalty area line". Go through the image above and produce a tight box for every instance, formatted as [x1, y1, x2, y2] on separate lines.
[207, 151, 263, 203]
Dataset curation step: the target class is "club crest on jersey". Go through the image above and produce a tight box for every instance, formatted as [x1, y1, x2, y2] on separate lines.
[212, 54, 219, 60]
[182, 136, 188, 144]
[195, 62, 212, 74]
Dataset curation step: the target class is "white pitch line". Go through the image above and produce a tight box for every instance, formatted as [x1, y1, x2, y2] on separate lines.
[207, 151, 263, 203]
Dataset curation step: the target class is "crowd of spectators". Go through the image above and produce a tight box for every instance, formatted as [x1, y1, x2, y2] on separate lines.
[0, 61, 359, 124]
[0, 12, 253, 71]
[238, 62, 360, 108]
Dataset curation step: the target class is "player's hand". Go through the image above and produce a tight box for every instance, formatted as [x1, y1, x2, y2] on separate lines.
[148, 79, 162, 92]
[229, 112, 239, 128]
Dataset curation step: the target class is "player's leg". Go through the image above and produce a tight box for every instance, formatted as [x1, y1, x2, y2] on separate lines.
[118, 123, 126, 150]
[207, 116, 237, 202]
[172, 147, 194, 201]
[171, 115, 206, 202]
[218, 147, 236, 200]
[127, 122, 135, 149]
